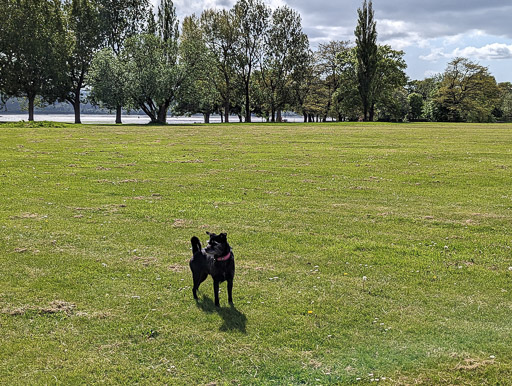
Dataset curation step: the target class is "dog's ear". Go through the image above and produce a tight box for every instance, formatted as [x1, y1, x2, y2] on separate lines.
[220, 232, 227, 241]
[206, 231, 211, 236]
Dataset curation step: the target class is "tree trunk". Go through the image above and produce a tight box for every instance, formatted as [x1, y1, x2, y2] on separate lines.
[369, 104, 375, 122]
[204, 112, 210, 124]
[220, 113, 224, 123]
[303, 113, 307, 122]
[115, 105, 122, 124]
[245, 82, 251, 123]
[271, 106, 276, 123]
[28, 94, 35, 122]
[277, 110, 282, 123]
[73, 97, 81, 124]
[157, 103, 168, 124]
[224, 103, 230, 123]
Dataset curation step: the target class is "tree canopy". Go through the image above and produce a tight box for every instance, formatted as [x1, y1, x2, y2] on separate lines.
[1, 0, 510, 123]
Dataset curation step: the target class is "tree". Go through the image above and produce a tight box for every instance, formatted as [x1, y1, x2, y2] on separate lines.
[98, 0, 150, 54]
[121, 0, 183, 124]
[436, 57, 501, 122]
[354, 0, 378, 121]
[289, 51, 315, 122]
[372, 45, 407, 120]
[408, 76, 442, 121]
[333, 48, 361, 121]
[1, 0, 68, 121]
[177, 15, 221, 123]
[317, 41, 350, 121]
[498, 82, 512, 122]
[334, 45, 406, 122]
[0, 0, 9, 101]
[259, 5, 309, 122]
[408, 92, 424, 121]
[302, 68, 329, 122]
[88, 48, 128, 122]
[233, 0, 270, 122]
[97, 0, 150, 122]
[200, 9, 238, 123]
[377, 88, 409, 122]
[63, 0, 103, 124]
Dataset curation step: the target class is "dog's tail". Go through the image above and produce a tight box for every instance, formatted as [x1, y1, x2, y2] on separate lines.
[191, 236, 202, 254]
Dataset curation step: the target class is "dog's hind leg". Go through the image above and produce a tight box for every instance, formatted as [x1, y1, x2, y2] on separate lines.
[227, 278, 233, 304]
[213, 280, 220, 307]
[192, 271, 208, 300]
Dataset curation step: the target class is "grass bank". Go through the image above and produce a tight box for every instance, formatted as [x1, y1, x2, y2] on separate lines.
[1, 122, 512, 384]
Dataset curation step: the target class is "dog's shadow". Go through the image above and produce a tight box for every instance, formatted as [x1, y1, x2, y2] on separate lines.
[196, 296, 247, 333]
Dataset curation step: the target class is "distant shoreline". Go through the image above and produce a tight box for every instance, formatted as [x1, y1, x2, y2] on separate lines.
[0, 113, 304, 125]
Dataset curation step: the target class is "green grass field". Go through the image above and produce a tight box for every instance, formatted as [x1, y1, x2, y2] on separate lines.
[1, 121, 512, 384]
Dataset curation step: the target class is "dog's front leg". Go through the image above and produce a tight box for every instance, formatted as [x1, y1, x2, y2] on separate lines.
[213, 280, 220, 307]
[227, 278, 233, 304]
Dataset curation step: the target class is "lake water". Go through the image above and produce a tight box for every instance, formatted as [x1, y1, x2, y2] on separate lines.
[0, 113, 304, 124]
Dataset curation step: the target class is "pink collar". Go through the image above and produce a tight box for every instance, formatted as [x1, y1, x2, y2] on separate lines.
[216, 251, 231, 261]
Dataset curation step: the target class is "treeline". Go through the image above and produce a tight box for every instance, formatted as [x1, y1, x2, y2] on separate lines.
[1, 0, 511, 124]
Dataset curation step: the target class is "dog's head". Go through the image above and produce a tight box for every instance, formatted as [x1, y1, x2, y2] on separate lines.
[204, 231, 230, 258]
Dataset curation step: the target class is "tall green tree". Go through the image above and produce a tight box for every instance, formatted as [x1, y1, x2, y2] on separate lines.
[259, 6, 309, 122]
[0, 0, 9, 101]
[435, 57, 500, 122]
[98, 0, 150, 54]
[407, 76, 442, 121]
[372, 45, 407, 120]
[200, 9, 238, 123]
[233, 0, 270, 122]
[317, 40, 350, 121]
[63, 0, 103, 124]
[335, 45, 406, 122]
[289, 51, 315, 122]
[408, 92, 424, 121]
[354, 0, 378, 121]
[497, 82, 512, 121]
[97, 0, 150, 122]
[177, 15, 221, 123]
[122, 0, 183, 124]
[333, 48, 361, 121]
[88, 48, 128, 123]
[1, 0, 68, 121]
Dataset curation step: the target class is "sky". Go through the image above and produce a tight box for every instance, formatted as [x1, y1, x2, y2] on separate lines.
[153, 0, 512, 83]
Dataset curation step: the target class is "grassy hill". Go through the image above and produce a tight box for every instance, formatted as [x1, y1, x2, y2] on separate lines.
[1, 121, 511, 384]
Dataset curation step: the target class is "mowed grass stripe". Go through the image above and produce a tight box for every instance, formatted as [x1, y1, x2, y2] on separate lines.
[1, 122, 511, 384]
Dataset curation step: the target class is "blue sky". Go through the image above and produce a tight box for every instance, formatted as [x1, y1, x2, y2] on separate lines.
[154, 0, 512, 82]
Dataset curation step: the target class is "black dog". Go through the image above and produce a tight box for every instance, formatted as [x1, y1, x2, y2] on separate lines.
[189, 232, 235, 307]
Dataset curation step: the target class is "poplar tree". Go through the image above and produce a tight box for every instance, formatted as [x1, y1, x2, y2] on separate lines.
[354, 0, 378, 121]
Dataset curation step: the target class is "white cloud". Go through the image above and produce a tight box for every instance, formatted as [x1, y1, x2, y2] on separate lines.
[306, 25, 353, 46]
[453, 43, 512, 60]
[420, 43, 512, 62]
[377, 19, 426, 50]
[419, 48, 448, 62]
